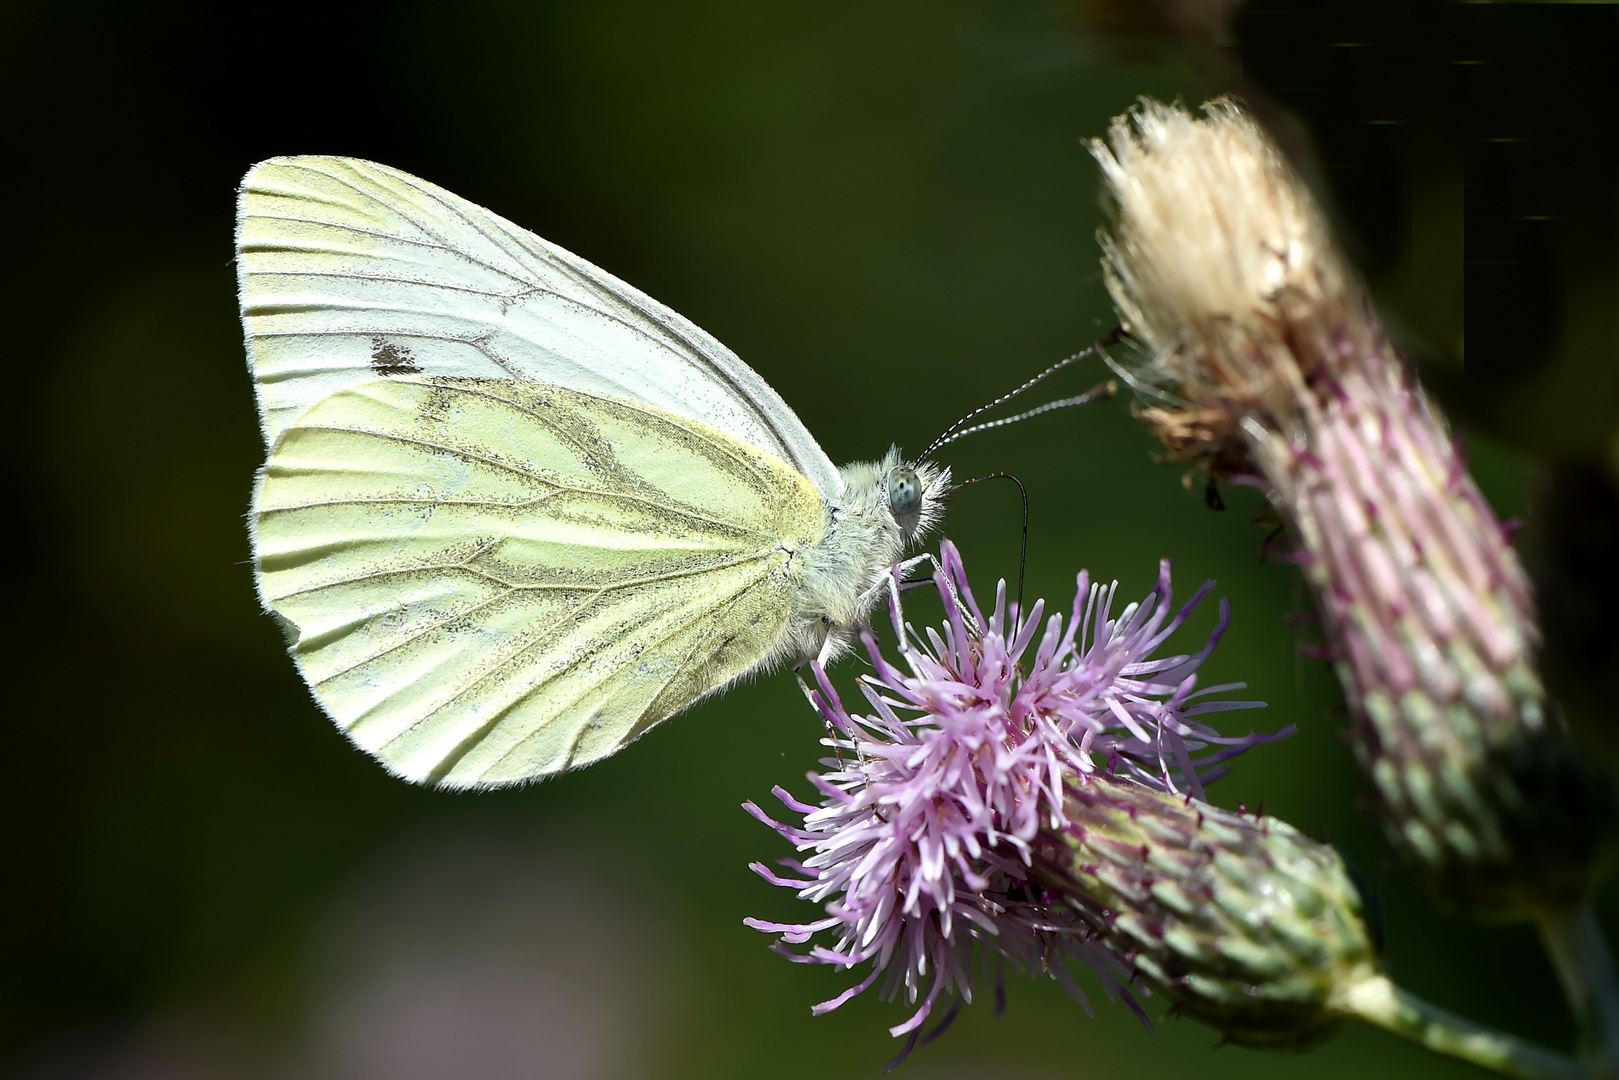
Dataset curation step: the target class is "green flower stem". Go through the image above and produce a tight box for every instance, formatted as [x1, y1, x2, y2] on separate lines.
[1538, 903, 1619, 1079]
[1336, 973, 1584, 1080]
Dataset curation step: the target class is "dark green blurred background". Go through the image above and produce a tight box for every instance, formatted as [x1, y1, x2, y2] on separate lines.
[4, 2, 1616, 1078]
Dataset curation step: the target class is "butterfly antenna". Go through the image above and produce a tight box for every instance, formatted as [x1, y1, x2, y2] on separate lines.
[946, 472, 1029, 620]
[918, 326, 1124, 464]
[927, 380, 1116, 453]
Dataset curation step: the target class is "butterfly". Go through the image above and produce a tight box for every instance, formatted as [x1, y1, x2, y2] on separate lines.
[237, 157, 949, 789]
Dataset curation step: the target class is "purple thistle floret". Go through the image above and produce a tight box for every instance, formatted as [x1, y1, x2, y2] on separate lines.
[745, 540, 1280, 1050]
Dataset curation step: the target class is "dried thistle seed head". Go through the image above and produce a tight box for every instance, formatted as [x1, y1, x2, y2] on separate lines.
[1034, 775, 1378, 1049]
[1090, 97, 1618, 919]
[1090, 97, 1361, 451]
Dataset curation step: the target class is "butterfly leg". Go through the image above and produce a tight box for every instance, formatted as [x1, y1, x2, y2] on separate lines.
[917, 553, 983, 637]
[813, 632, 838, 670]
[812, 550, 987, 674]
[813, 557, 924, 669]
[793, 667, 852, 770]
[863, 553, 984, 638]
[857, 555, 932, 627]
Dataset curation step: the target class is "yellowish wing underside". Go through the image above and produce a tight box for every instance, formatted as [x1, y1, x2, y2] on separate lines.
[254, 378, 825, 787]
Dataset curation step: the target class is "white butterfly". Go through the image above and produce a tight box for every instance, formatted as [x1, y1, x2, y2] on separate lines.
[237, 157, 948, 789]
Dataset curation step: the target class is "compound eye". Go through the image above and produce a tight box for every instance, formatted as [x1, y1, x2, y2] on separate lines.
[885, 466, 923, 517]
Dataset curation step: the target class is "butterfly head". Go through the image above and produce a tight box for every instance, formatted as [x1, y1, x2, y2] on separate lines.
[881, 450, 949, 546]
[885, 465, 922, 516]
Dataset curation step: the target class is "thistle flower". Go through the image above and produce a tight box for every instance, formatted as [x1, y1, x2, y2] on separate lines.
[1089, 97, 1616, 917]
[745, 540, 1280, 1048]
[745, 546, 1590, 1080]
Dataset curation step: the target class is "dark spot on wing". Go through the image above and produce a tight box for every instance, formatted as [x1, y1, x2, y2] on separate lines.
[370, 337, 422, 376]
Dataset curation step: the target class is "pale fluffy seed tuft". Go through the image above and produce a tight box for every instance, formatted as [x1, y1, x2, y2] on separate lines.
[1091, 98, 1356, 433]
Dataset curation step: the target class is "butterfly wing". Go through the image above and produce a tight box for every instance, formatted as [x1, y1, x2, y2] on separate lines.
[253, 377, 826, 787]
[236, 156, 842, 498]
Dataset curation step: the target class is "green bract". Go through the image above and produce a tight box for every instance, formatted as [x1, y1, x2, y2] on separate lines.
[1035, 775, 1378, 1048]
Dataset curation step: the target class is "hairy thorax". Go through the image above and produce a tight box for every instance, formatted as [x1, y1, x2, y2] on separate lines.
[786, 448, 948, 664]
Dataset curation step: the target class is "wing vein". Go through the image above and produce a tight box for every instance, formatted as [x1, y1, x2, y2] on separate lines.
[252, 163, 544, 289]
[274, 542, 775, 608]
[416, 558, 772, 780]
[275, 421, 765, 536]
[246, 268, 527, 301]
[335, 550, 773, 750]
[260, 494, 560, 512]
[242, 214, 535, 290]
[420, 379, 787, 511]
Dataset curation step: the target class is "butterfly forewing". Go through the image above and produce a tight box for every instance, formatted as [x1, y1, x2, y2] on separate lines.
[237, 157, 842, 496]
[254, 377, 826, 786]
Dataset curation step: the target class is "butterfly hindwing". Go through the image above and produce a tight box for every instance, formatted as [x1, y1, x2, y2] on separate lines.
[253, 377, 826, 786]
